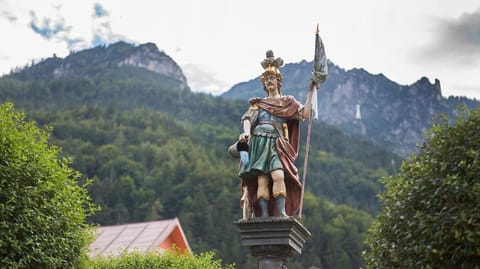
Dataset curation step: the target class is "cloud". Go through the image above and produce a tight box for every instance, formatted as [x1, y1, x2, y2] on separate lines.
[415, 8, 480, 67]
[26, 3, 132, 51]
[28, 9, 89, 51]
[93, 3, 109, 18]
[0, 0, 16, 22]
[181, 64, 229, 95]
[65, 38, 85, 49]
[29, 10, 70, 39]
[1, 10, 17, 22]
[90, 5, 133, 47]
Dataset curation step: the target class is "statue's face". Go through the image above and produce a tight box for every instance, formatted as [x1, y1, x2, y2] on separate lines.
[263, 74, 279, 94]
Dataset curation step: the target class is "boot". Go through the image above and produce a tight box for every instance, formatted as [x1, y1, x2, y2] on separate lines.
[276, 195, 287, 217]
[258, 198, 269, 218]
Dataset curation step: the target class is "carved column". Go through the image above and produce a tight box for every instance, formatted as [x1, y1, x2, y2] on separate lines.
[235, 217, 311, 269]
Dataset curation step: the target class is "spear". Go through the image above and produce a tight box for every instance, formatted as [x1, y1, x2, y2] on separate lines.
[299, 24, 328, 218]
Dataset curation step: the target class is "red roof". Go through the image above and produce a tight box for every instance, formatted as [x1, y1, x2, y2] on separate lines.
[89, 218, 190, 257]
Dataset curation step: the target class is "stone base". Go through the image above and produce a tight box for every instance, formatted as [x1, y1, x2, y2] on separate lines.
[235, 217, 311, 269]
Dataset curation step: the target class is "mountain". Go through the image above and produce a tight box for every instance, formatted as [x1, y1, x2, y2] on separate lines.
[1, 42, 402, 268]
[222, 60, 480, 157]
[1, 41, 245, 127]
[9, 41, 187, 88]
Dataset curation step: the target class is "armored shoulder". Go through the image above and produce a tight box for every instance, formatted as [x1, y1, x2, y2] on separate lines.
[249, 104, 259, 110]
[241, 101, 260, 122]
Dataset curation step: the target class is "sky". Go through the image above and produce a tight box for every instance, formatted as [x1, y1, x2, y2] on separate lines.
[1, 0, 480, 99]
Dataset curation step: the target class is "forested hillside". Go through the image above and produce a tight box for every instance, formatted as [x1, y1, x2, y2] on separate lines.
[0, 42, 402, 268]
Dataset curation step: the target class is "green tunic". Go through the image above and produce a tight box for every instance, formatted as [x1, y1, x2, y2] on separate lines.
[239, 111, 285, 177]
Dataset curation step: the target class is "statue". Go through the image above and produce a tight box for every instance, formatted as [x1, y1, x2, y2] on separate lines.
[234, 27, 327, 269]
[230, 50, 317, 219]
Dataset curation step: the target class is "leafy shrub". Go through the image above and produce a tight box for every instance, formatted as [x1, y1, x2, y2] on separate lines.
[0, 103, 97, 268]
[88, 250, 234, 269]
[365, 108, 480, 268]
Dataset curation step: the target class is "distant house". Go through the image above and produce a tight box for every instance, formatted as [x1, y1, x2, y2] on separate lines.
[89, 218, 190, 257]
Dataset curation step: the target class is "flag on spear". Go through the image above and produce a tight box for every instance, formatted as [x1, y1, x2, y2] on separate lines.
[299, 24, 328, 218]
[311, 24, 328, 120]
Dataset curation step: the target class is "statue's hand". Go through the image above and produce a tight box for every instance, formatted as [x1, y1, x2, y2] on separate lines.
[239, 133, 249, 143]
[309, 80, 318, 92]
[311, 70, 327, 85]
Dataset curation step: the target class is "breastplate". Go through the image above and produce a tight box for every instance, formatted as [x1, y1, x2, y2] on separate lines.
[257, 109, 287, 124]
[253, 109, 287, 137]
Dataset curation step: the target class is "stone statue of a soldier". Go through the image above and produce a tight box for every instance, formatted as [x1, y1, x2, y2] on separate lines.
[233, 50, 316, 219]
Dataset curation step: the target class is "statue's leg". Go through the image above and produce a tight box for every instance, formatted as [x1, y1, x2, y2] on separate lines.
[271, 169, 287, 217]
[257, 174, 270, 217]
[240, 186, 250, 220]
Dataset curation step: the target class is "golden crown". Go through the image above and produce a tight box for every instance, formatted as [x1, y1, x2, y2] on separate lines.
[261, 50, 283, 76]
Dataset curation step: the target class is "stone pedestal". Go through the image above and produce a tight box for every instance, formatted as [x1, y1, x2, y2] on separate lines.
[235, 217, 311, 269]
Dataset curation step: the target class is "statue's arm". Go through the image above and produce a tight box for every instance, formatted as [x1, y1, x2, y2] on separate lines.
[239, 105, 258, 142]
[239, 119, 251, 142]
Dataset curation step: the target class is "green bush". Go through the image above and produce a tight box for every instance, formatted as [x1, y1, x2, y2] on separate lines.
[0, 103, 97, 268]
[365, 107, 480, 268]
[88, 250, 234, 269]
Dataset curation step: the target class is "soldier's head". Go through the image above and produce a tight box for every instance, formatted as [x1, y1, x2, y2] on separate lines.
[260, 50, 283, 94]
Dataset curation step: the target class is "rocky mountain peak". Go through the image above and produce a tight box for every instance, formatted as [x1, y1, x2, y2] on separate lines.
[410, 77, 442, 101]
[117, 42, 187, 86]
[222, 60, 479, 157]
[9, 42, 187, 88]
